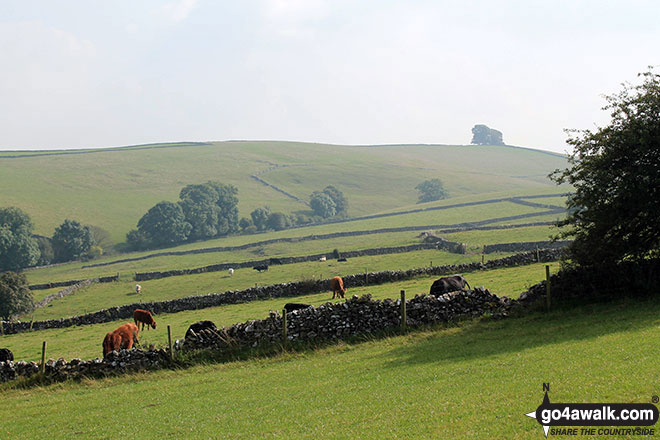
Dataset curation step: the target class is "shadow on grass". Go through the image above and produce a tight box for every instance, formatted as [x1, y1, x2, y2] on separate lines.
[380, 296, 660, 368]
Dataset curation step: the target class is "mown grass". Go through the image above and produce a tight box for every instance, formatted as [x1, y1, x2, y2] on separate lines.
[2, 263, 558, 363]
[1, 287, 656, 439]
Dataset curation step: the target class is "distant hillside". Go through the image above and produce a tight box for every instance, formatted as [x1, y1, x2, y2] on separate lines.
[0, 141, 569, 244]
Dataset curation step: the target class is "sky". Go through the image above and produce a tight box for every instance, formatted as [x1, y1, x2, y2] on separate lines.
[1, 1, 659, 154]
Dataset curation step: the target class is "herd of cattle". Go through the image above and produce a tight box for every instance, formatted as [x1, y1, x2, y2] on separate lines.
[0, 274, 471, 362]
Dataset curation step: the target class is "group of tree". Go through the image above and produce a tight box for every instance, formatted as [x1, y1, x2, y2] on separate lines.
[415, 179, 449, 204]
[239, 186, 348, 233]
[0, 207, 98, 272]
[471, 124, 505, 146]
[126, 181, 239, 250]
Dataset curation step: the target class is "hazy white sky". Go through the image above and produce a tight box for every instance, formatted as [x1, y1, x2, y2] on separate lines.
[1, 0, 658, 153]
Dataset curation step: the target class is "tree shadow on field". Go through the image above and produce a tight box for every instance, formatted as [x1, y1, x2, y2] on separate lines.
[379, 296, 660, 368]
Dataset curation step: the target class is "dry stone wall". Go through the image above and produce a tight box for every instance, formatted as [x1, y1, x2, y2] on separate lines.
[29, 274, 119, 291]
[1, 249, 562, 336]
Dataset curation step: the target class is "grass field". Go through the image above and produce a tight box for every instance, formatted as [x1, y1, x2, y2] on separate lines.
[0, 141, 568, 243]
[1, 285, 656, 439]
[3, 263, 558, 363]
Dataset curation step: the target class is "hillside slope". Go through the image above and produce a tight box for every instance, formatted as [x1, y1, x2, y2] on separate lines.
[0, 141, 568, 243]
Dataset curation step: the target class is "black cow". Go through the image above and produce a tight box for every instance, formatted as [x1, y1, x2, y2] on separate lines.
[0, 348, 14, 363]
[337, 258, 348, 262]
[253, 265, 269, 272]
[284, 303, 313, 313]
[185, 321, 217, 339]
[429, 275, 471, 296]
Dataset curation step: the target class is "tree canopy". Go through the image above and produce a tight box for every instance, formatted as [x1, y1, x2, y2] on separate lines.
[471, 124, 505, 145]
[137, 201, 192, 247]
[310, 192, 336, 218]
[551, 69, 660, 266]
[415, 179, 449, 204]
[52, 219, 96, 263]
[322, 186, 348, 216]
[0, 271, 34, 321]
[0, 207, 40, 271]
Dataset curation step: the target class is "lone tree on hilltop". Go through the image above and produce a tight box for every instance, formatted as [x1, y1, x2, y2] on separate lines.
[415, 179, 449, 204]
[0, 271, 34, 321]
[471, 124, 505, 145]
[551, 68, 660, 267]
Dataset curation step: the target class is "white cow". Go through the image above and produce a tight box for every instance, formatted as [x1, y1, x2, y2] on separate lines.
[135, 284, 142, 294]
[228, 268, 234, 277]
[319, 256, 327, 262]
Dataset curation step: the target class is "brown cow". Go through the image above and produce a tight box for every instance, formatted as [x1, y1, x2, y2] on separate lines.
[330, 276, 346, 299]
[133, 309, 157, 331]
[102, 323, 139, 357]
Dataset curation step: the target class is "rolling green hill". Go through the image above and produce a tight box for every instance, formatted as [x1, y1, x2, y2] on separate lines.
[0, 141, 569, 244]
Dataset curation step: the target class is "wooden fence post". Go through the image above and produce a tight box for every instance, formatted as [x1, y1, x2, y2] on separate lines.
[400, 290, 407, 332]
[545, 265, 551, 310]
[1, 320, 4, 336]
[282, 309, 288, 345]
[536, 246, 540, 262]
[167, 325, 173, 360]
[365, 268, 368, 285]
[40, 341, 47, 374]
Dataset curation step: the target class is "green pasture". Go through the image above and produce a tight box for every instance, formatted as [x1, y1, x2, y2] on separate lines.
[0, 141, 568, 243]
[2, 277, 657, 439]
[25, 249, 516, 321]
[23, 198, 556, 286]
[2, 263, 558, 364]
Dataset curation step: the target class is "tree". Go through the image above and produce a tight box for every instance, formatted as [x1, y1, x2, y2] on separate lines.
[0, 207, 40, 271]
[266, 212, 292, 230]
[52, 219, 96, 262]
[35, 236, 54, 266]
[551, 69, 660, 267]
[137, 201, 191, 247]
[207, 182, 239, 234]
[310, 192, 336, 218]
[415, 179, 449, 203]
[250, 207, 271, 231]
[239, 217, 254, 231]
[179, 183, 221, 240]
[0, 271, 34, 321]
[471, 124, 505, 145]
[322, 185, 348, 216]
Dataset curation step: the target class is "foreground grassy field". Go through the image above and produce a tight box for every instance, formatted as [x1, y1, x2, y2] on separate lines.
[1, 290, 656, 439]
[3, 263, 558, 363]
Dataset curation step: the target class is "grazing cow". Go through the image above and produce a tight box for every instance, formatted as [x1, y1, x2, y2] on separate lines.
[0, 348, 14, 363]
[337, 258, 348, 262]
[228, 268, 234, 277]
[135, 284, 142, 294]
[103, 323, 139, 357]
[253, 264, 269, 272]
[133, 309, 157, 331]
[284, 303, 313, 313]
[429, 275, 471, 296]
[319, 256, 327, 262]
[185, 320, 217, 339]
[330, 276, 347, 299]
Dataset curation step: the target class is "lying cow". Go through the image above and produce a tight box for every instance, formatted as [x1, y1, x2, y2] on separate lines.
[429, 275, 471, 296]
[0, 348, 14, 363]
[330, 276, 347, 299]
[133, 309, 157, 331]
[284, 303, 313, 313]
[103, 323, 139, 357]
[185, 320, 218, 339]
[253, 265, 269, 272]
[337, 258, 348, 262]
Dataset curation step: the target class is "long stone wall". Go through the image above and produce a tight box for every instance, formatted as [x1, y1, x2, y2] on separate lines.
[483, 240, 571, 254]
[29, 274, 119, 291]
[0, 287, 510, 383]
[134, 241, 466, 281]
[34, 279, 99, 309]
[0, 249, 562, 336]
